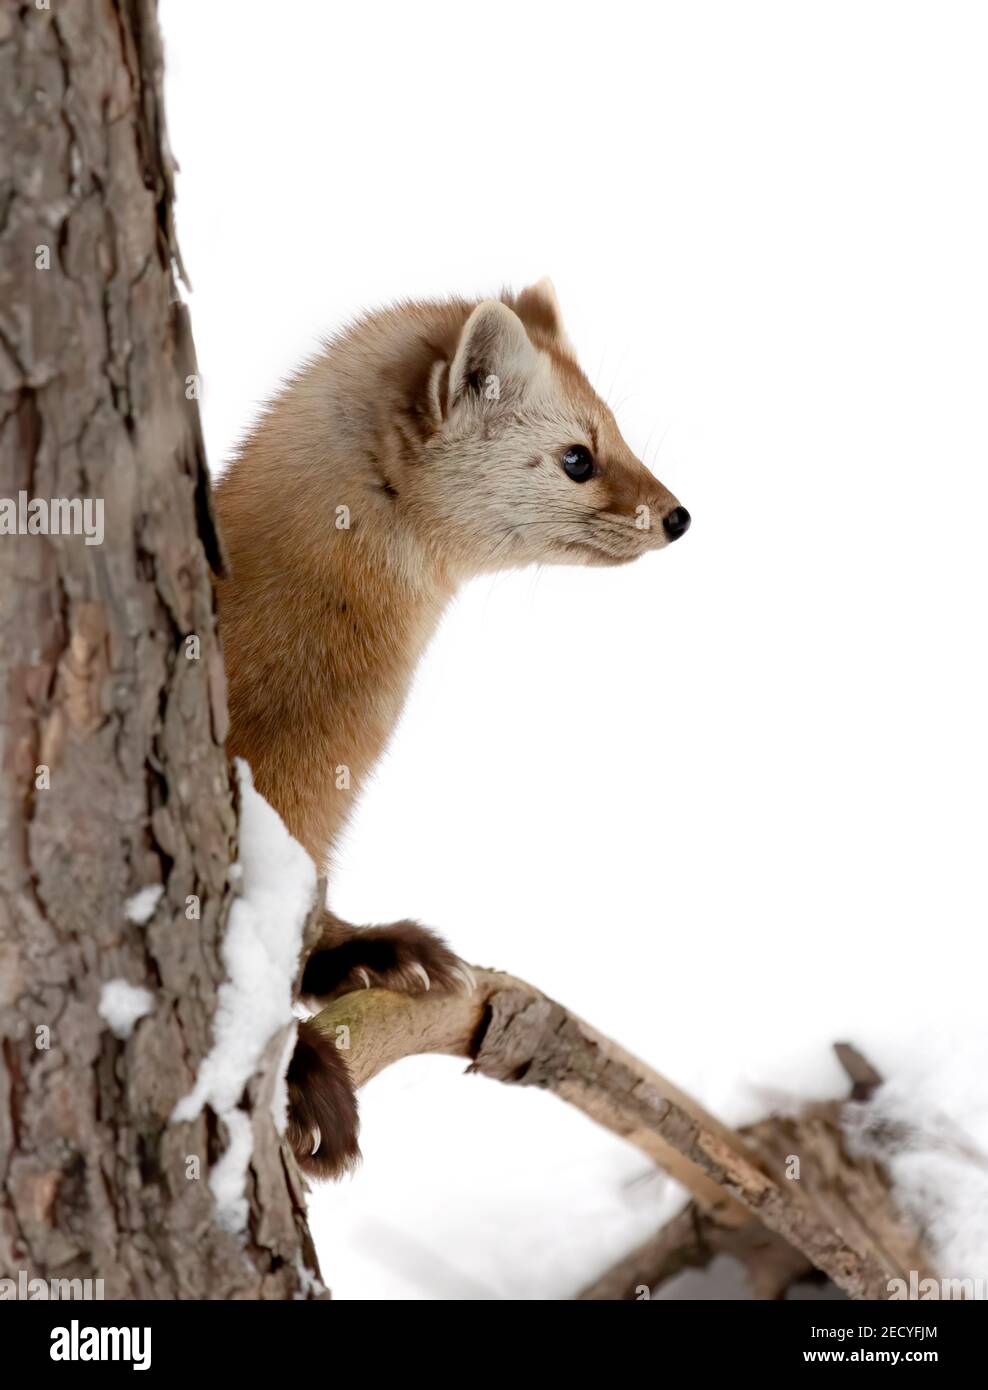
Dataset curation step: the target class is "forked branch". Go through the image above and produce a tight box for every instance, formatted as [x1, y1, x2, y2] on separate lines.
[309, 971, 934, 1300]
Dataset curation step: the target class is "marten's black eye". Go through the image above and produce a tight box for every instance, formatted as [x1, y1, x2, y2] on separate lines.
[561, 445, 595, 482]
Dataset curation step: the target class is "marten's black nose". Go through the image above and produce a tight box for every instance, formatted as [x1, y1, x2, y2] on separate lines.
[663, 506, 691, 542]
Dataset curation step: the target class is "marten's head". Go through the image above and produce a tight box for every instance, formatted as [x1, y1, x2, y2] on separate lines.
[399, 280, 689, 575]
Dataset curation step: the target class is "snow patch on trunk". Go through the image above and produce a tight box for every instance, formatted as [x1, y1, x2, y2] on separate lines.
[293, 1255, 328, 1300]
[209, 1109, 255, 1234]
[271, 1019, 300, 1138]
[172, 759, 317, 1233]
[125, 884, 164, 925]
[99, 980, 155, 1039]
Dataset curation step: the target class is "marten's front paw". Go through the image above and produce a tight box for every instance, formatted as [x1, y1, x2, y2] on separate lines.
[301, 921, 475, 1003]
[286, 1018, 361, 1179]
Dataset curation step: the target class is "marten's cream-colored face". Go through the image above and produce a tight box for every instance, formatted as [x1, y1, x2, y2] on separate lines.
[407, 281, 690, 575]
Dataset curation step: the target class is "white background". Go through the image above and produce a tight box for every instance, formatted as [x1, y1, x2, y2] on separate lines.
[162, 1, 988, 1298]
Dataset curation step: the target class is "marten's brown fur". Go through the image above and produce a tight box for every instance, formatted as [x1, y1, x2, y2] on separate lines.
[214, 281, 688, 1176]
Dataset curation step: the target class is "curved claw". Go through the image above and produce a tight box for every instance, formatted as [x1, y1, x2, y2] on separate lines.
[452, 964, 477, 993]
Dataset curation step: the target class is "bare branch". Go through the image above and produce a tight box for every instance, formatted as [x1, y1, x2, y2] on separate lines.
[310, 971, 933, 1299]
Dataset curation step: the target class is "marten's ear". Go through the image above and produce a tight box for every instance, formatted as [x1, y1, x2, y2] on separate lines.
[512, 277, 576, 357]
[446, 300, 539, 411]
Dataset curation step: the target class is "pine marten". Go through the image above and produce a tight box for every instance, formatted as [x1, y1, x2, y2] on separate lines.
[213, 280, 690, 1178]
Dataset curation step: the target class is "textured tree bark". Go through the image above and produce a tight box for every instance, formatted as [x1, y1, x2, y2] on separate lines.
[0, 0, 321, 1298]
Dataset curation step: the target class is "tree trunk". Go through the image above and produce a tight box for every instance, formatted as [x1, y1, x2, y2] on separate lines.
[0, 0, 321, 1299]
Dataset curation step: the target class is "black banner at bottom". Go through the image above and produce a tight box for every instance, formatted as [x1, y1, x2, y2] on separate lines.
[0, 1295, 972, 1374]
